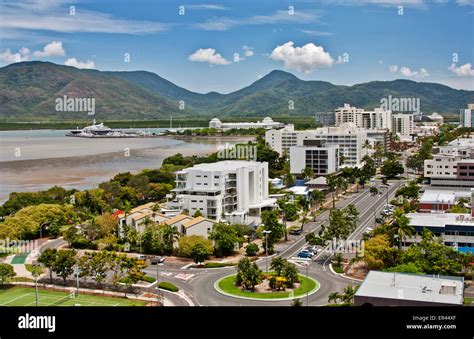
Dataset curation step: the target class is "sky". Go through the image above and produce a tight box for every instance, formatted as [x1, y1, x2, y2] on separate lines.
[0, 0, 473, 93]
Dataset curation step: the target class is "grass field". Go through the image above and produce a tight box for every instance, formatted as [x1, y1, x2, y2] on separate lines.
[217, 274, 319, 299]
[0, 287, 147, 306]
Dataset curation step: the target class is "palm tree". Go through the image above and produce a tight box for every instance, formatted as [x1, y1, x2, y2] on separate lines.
[270, 256, 286, 276]
[328, 292, 341, 304]
[283, 173, 295, 187]
[341, 285, 356, 305]
[301, 166, 314, 180]
[326, 173, 338, 208]
[160, 224, 181, 254]
[391, 210, 414, 250]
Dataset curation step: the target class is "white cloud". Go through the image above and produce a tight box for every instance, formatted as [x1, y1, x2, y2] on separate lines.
[188, 48, 231, 65]
[64, 58, 95, 69]
[33, 41, 65, 57]
[243, 45, 254, 57]
[0, 48, 21, 62]
[323, 0, 425, 7]
[389, 65, 429, 78]
[195, 10, 321, 31]
[448, 63, 474, 77]
[270, 41, 334, 74]
[300, 30, 333, 36]
[0, 0, 168, 38]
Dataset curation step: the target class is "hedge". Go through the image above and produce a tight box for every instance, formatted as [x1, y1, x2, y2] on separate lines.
[158, 282, 179, 292]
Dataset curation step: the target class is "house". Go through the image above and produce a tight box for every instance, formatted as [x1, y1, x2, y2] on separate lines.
[181, 216, 217, 239]
[304, 177, 328, 191]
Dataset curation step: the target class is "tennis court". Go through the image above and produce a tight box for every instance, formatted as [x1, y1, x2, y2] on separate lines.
[0, 287, 148, 306]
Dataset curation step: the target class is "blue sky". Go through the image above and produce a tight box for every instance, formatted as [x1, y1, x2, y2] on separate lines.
[1, 0, 473, 93]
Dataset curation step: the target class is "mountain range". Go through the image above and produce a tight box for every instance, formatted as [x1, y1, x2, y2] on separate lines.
[1, 61, 473, 122]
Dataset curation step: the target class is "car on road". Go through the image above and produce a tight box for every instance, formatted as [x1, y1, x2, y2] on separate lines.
[297, 250, 313, 258]
[364, 227, 373, 234]
[150, 256, 165, 265]
[136, 254, 147, 260]
[289, 228, 303, 236]
[381, 208, 394, 216]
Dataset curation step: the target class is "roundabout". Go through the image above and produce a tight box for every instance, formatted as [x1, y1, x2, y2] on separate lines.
[214, 273, 320, 301]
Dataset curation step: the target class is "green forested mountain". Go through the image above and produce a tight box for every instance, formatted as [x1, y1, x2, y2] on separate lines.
[1, 61, 472, 122]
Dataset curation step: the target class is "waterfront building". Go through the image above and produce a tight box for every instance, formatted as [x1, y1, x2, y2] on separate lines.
[209, 117, 284, 130]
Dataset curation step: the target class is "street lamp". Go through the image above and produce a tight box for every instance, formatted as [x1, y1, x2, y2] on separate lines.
[262, 230, 271, 278]
[32, 260, 39, 307]
[74, 265, 80, 296]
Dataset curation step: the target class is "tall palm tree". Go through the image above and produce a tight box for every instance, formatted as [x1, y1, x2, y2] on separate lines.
[341, 285, 356, 305]
[391, 210, 414, 250]
[160, 224, 181, 254]
[301, 166, 314, 180]
[326, 173, 338, 208]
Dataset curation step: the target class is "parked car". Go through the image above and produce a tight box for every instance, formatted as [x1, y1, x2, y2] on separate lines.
[150, 256, 165, 265]
[289, 228, 303, 236]
[297, 251, 313, 258]
[136, 254, 146, 260]
[304, 246, 318, 254]
[375, 217, 384, 224]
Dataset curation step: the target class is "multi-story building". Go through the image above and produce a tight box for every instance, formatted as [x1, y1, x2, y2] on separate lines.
[391, 113, 414, 136]
[289, 140, 339, 175]
[424, 142, 474, 187]
[459, 104, 474, 127]
[266, 123, 367, 167]
[169, 160, 276, 225]
[209, 117, 284, 130]
[314, 111, 335, 126]
[335, 103, 392, 131]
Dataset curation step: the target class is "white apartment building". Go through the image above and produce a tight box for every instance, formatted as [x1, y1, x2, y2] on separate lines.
[169, 160, 276, 225]
[425, 143, 474, 187]
[289, 142, 340, 175]
[266, 123, 367, 166]
[335, 103, 392, 131]
[392, 113, 414, 136]
[460, 104, 474, 127]
[209, 117, 284, 130]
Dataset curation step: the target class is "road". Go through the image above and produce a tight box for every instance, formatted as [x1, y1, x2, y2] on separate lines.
[147, 179, 404, 306]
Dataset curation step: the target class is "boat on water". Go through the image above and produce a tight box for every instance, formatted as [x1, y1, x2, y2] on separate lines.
[66, 120, 164, 138]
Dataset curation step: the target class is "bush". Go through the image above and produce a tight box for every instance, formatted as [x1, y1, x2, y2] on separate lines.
[332, 264, 344, 274]
[178, 235, 214, 257]
[142, 276, 156, 283]
[245, 243, 259, 256]
[158, 281, 179, 292]
[71, 237, 97, 249]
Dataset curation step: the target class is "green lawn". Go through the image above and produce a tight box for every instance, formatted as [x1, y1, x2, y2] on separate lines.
[0, 287, 147, 306]
[217, 274, 318, 299]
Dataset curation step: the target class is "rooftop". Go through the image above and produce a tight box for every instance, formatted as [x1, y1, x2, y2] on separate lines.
[406, 212, 474, 228]
[183, 160, 265, 172]
[163, 214, 192, 225]
[419, 189, 471, 204]
[182, 216, 216, 228]
[356, 271, 464, 305]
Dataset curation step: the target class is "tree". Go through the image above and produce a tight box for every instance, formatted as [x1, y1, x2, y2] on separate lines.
[38, 248, 58, 282]
[64, 226, 79, 247]
[391, 210, 415, 250]
[341, 285, 356, 305]
[311, 190, 326, 211]
[95, 213, 118, 238]
[370, 187, 378, 196]
[381, 160, 404, 179]
[261, 210, 285, 253]
[291, 298, 303, 306]
[326, 174, 338, 208]
[328, 292, 341, 304]
[209, 223, 243, 257]
[160, 224, 181, 255]
[282, 262, 299, 288]
[0, 263, 16, 287]
[301, 166, 314, 180]
[245, 243, 259, 256]
[178, 235, 214, 258]
[235, 257, 262, 290]
[190, 242, 213, 264]
[192, 209, 203, 218]
[395, 181, 420, 201]
[283, 173, 295, 187]
[363, 235, 398, 270]
[83, 251, 111, 287]
[52, 249, 76, 285]
[270, 256, 286, 276]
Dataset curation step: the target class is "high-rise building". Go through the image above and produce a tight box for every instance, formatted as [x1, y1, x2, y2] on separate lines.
[460, 104, 474, 127]
[169, 160, 276, 225]
[315, 111, 336, 126]
[334, 103, 392, 131]
[289, 140, 340, 175]
[391, 113, 414, 136]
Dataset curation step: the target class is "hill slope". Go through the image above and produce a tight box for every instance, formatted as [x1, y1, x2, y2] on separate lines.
[1, 62, 473, 121]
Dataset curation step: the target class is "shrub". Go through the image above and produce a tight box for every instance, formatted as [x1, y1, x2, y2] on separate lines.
[158, 282, 179, 292]
[142, 276, 156, 283]
[178, 235, 213, 257]
[245, 243, 259, 256]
